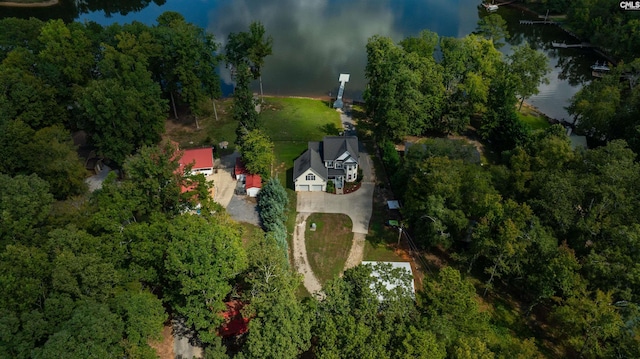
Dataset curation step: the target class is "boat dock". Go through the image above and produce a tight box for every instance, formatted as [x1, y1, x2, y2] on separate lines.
[552, 41, 593, 49]
[481, 0, 516, 11]
[519, 20, 555, 25]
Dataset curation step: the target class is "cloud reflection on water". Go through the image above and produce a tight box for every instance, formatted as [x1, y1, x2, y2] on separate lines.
[207, 0, 479, 99]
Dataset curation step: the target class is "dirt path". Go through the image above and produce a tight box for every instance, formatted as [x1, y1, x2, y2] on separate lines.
[149, 325, 174, 359]
[293, 212, 324, 298]
[343, 233, 366, 271]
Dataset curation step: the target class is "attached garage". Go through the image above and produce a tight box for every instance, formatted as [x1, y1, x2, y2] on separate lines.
[311, 185, 323, 191]
[297, 185, 310, 191]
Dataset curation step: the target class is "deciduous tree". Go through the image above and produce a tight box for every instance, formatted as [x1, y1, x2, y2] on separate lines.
[240, 129, 274, 179]
[77, 34, 167, 165]
[233, 62, 259, 144]
[552, 290, 623, 358]
[507, 43, 550, 110]
[153, 12, 221, 119]
[164, 214, 247, 344]
[241, 236, 311, 358]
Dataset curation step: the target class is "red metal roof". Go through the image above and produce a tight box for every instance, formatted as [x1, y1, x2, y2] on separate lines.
[180, 147, 213, 171]
[218, 300, 250, 337]
[245, 174, 262, 189]
[235, 157, 249, 176]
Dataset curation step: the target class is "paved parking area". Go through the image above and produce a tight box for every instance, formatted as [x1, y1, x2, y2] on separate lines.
[209, 152, 240, 208]
[296, 183, 373, 234]
[296, 147, 375, 234]
[226, 194, 261, 226]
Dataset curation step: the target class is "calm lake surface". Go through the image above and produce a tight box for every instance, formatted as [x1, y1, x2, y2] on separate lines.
[2, 0, 607, 121]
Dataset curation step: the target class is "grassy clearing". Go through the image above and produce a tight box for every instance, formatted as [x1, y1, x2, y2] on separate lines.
[262, 97, 341, 188]
[165, 98, 238, 156]
[167, 96, 342, 295]
[363, 190, 405, 262]
[305, 213, 353, 285]
[273, 142, 307, 188]
[237, 221, 264, 248]
[517, 105, 551, 131]
[261, 97, 341, 142]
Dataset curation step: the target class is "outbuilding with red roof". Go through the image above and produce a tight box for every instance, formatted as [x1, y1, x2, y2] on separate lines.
[245, 174, 262, 198]
[179, 147, 214, 176]
[234, 157, 249, 180]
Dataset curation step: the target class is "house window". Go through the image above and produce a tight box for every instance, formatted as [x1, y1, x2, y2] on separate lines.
[335, 162, 342, 169]
[326, 161, 333, 168]
[306, 173, 316, 181]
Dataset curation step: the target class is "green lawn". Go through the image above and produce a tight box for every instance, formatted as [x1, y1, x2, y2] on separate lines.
[261, 97, 341, 142]
[237, 221, 264, 248]
[172, 96, 344, 292]
[258, 97, 342, 187]
[273, 141, 308, 188]
[517, 107, 551, 131]
[305, 213, 354, 285]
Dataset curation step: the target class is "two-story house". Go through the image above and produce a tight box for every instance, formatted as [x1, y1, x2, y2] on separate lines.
[293, 136, 359, 191]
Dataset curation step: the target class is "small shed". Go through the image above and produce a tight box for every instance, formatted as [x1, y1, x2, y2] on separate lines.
[245, 174, 262, 198]
[387, 200, 401, 210]
[235, 158, 249, 181]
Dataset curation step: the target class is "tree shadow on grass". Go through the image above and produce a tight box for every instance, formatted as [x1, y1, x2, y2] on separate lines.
[319, 123, 342, 136]
[322, 100, 335, 109]
[286, 167, 294, 190]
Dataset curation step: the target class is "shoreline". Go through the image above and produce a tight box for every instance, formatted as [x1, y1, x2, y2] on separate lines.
[0, 0, 58, 7]
[507, 2, 618, 65]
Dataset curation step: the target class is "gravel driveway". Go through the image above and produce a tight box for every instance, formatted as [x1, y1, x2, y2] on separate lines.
[226, 194, 261, 226]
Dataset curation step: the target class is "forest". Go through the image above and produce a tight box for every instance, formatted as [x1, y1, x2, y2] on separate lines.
[1, 5, 640, 359]
[364, 6, 640, 359]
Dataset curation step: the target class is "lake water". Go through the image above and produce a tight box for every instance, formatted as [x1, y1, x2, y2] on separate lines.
[2, 0, 607, 121]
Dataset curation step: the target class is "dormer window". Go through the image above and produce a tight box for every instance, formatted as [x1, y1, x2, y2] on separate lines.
[335, 162, 342, 169]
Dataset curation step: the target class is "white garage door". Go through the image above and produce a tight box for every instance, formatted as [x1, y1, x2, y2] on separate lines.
[311, 185, 323, 191]
[298, 185, 310, 191]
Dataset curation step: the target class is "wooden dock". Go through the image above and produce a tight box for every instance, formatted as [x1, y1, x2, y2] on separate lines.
[519, 20, 555, 25]
[552, 41, 593, 48]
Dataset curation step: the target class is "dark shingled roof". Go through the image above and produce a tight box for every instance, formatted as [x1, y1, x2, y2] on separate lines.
[293, 142, 327, 181]
[323, 136, 358, 162]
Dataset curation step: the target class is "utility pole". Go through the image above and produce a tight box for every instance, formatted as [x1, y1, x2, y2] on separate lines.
[212, 98, 219, 121]
[397, 224, 403, 246]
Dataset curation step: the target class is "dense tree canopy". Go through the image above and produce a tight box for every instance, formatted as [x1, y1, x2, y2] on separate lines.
[364, 30, 546, 143]
[2, 11, 640, 359]
[0, 15, 221, 168]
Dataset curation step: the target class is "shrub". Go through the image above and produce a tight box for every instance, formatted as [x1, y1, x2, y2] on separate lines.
[326, 180, 335, 193]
